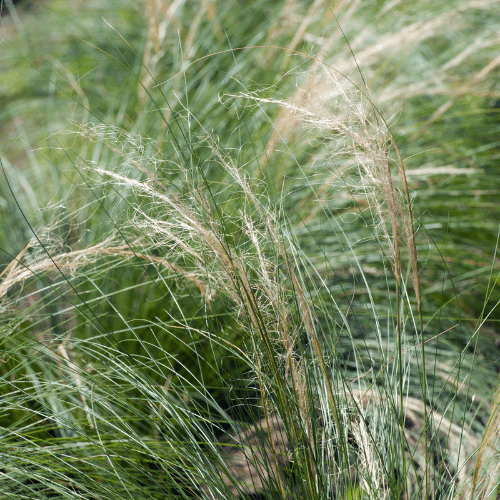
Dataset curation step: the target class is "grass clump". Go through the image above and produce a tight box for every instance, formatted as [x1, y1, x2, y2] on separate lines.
[1, 0, 500, 499]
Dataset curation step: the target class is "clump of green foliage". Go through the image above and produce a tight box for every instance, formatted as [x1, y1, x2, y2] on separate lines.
[1, 0, 500, 499]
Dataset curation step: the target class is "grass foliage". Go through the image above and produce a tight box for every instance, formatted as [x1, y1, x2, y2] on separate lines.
[1, 0, 500, 498]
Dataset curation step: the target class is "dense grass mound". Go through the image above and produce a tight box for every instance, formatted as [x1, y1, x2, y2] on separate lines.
[1, 0, 500, 498]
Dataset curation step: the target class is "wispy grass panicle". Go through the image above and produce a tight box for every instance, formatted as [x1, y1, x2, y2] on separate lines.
[228, 64, 422, 300]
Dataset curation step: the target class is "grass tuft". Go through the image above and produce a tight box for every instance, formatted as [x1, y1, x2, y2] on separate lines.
[1, 0, 500, 499]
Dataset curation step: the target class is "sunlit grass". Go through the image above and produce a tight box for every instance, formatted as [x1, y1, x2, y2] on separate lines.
[1, 0, 500, 498]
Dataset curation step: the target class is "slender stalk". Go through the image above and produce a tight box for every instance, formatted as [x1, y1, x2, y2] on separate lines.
[395, 143, 429, 500]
